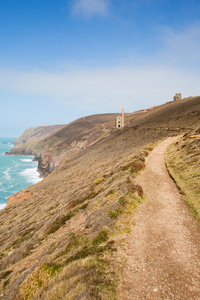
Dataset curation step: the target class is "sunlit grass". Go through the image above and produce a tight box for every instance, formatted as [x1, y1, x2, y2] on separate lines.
[166, 128, 200, 223]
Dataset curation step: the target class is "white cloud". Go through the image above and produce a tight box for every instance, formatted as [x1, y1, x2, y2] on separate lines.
[0, 64, 199, 113]
[72, 0, 110, 18]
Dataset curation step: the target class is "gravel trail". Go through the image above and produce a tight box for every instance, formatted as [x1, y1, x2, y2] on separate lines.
[119, 136, 200, 300]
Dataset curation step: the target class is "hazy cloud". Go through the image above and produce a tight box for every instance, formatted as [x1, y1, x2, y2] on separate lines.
[162, 23, 200, 65]
[72, 0, 110, 18]
[0, 24, 199, 113]
[0, 64, 199, 113]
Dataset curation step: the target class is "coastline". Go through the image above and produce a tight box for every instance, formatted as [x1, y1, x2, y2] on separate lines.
[0, 140, 42, 210]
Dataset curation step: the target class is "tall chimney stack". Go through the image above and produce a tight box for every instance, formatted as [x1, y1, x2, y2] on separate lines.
[122, 108, 124, 127]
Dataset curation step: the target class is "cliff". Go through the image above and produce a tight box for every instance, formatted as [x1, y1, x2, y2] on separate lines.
[0, 96, 200, 299]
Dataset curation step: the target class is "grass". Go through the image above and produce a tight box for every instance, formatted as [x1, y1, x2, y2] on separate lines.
[0, 269, 12, 280]
[165, 128, 200, 223]
[18, 231, 117, 300]
[44, 211, 76, 235]
[93, 177, 105, 185]
[109, 208, 123, 219]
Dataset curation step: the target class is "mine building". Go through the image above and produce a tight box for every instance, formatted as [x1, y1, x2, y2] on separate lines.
[115, 109, 125, 129]
[173, 93, 182, 101]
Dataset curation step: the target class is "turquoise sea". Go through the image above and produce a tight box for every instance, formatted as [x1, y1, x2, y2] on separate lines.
[0, 137, 42, 210]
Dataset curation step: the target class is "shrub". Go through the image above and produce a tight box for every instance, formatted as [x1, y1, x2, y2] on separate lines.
[44, 211, 76, 235]
[93, 177, 105, 185]
[120, 160, 145, 173]
[92, 230, 109, 246]
[127, 183, 143, 198]
[118, 196, 128, 207]
[0, 269, 12, 280]
[109, 208, 123, 219]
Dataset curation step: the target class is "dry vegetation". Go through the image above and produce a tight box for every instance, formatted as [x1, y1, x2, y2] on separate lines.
[0, 136, 154, 299]
[166, 127, 200, 224]
[0, 96, 200, 299]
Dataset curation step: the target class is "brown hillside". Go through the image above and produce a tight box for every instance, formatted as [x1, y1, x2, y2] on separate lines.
[126, 96, 200, 129]
[6, 125, 65, 156]
[30, 113, 123, 176]
[0, 96, 200, 299]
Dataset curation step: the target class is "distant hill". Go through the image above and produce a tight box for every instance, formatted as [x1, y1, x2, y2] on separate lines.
[7, 113, 124, 175]
[15, 125, 66, 145]
[6, 124, 65, 156]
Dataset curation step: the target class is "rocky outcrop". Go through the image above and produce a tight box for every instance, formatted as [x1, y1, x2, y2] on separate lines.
[6, 191, 33, 207]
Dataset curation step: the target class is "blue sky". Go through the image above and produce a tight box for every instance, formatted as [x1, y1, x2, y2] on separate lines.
[0, 0, 200, 136]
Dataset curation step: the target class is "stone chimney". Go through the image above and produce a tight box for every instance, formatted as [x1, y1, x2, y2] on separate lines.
[115, 109, 125, 129]
[121, 108, 125, 127]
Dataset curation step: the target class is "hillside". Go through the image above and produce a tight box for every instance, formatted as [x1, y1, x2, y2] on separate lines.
[166, 127, 200, 223]
[7, 113, 123, 176]
[7, 96, 200, 177]
[0, 96, 200, 299]
[6, 125, 65, 156]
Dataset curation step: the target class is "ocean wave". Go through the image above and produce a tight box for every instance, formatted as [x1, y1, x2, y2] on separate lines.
[0, 203, 6, 210]
[20, 159, 33, 162]
[20, 168, 42, 184]
[3, 168, 11, 180]
[7, 144, 14, 148]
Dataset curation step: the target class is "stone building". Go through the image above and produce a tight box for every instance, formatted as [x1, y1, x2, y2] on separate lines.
[173, 93, 182, 101]
[115, 109, 125, 129]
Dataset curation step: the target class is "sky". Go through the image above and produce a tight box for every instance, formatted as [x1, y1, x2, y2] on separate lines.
[0, 0, 200, 136]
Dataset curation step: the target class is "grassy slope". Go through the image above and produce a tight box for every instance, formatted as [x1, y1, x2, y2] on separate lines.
[15, 125, 66, 145]
[36, 113, 119, 155]
[166, 127, 200, 224]
[7, 125, 65, 155]
[0, 97, 200, 299]
[23, 114, 121, 176]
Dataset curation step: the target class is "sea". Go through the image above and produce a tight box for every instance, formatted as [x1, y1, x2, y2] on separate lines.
[0, 137, 42, 210]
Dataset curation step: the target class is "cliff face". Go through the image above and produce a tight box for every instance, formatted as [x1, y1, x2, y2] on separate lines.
[0, 97, 200, 299]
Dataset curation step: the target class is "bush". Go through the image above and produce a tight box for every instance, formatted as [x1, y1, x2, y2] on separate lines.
[93, 177, 105, 185]
[44, 211, 75, 235]
[127, 183, 143, 197]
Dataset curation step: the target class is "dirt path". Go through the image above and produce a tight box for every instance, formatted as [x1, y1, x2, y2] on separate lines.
[119, 136, 200, 300]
